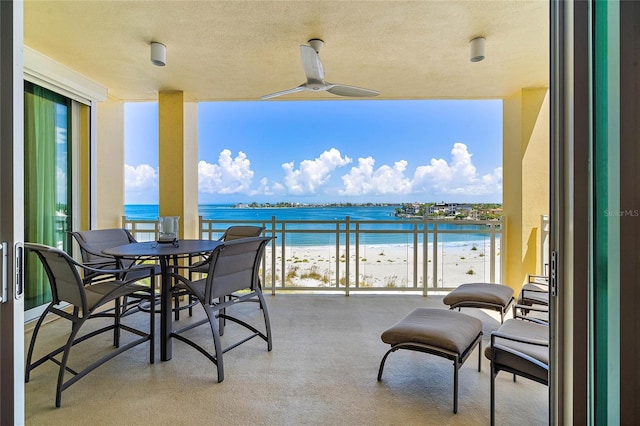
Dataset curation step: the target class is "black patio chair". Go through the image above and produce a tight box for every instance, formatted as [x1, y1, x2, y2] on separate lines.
[169, 236, 273, 382]
[188, 225, 267, 308]
[24, 243, 155, 407]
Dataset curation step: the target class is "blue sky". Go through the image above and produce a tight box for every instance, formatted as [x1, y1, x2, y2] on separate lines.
[124, 100, 503, 205]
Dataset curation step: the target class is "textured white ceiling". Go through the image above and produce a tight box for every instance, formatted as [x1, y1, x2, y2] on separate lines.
[24, 0, 549, 102]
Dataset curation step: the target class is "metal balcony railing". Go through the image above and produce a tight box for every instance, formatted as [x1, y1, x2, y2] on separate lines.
[123, 215, 504, 296]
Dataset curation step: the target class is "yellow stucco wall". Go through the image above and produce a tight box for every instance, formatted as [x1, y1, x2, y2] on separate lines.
[158, 92, 198, 239]
[503, 88, 550, 290]
[95, 99, 125, 228]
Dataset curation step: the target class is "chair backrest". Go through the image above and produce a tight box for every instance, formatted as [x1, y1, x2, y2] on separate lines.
[24, 243, 87, 310]
[204, 236, 272, 303]
[219, 226, 265, 241]
[71, 228, 137, 267]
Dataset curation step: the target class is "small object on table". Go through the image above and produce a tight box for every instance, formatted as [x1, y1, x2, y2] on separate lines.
[158, 216, 180, 246]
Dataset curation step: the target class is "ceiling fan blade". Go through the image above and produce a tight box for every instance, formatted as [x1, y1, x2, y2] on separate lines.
[326, 83, 380, 97]
[260, 85, 307, 100]
[300, 45, 325, 82]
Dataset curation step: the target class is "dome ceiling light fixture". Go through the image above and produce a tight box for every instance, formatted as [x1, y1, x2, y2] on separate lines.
[470, 37, 485, 62]
[150, 42, 166, 66]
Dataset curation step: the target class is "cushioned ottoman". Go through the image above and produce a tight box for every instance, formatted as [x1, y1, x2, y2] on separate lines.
[443, 283, 515, 323]
[377, 308, 483, 414]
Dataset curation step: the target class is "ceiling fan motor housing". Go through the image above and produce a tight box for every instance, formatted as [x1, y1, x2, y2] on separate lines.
[308, 39, 324, 53]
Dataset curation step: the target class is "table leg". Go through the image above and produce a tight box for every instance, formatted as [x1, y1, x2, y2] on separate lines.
[160, 256, 172, 361]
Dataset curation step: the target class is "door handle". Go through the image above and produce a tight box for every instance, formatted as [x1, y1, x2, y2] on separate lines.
[0, 242, 6, 303]
[550, 250, 557, 297]
[15, 242, 23, 300]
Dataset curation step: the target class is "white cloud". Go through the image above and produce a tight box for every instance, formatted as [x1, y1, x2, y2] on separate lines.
[281, 148, 352, 195]
[248, 177, 284, 196]
[199, 149, 254, 194]
[57, 166, 67, 202]
[191, 143, 500, 201]
[412, 142, 502, 196]
[271, 182, 285, 193]
[124, 164, 158, 204]
[125, 164, 157, 190]
[56, 126, 67, 144]
[340, 157, 412, 195]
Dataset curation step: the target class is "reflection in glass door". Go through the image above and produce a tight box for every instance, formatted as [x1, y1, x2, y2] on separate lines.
[24, 82, 72, 310]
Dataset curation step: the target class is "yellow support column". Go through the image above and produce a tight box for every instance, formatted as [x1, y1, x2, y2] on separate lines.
[158, 91, 198, 239]
[503, 88, 550, 290]
[78, 104, 91, 230]
[96, 98, 125, 228]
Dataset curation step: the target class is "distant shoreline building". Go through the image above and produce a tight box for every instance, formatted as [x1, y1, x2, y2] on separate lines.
[394, 201, 502, 220]
[428, 202, 472, 216]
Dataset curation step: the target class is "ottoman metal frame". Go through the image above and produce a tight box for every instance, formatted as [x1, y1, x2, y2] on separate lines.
[377, 309, 483, 414]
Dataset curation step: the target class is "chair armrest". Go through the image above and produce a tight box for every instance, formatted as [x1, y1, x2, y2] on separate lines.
[514, 302, 548, 321]
[514, 315, 548, 325]
[189, 257, 210, 269]
[523, 286, 549, 294]
[79, 249, 117, 262]
[514, 303, 548, 313]
[527, 274, 549, 285]
[82, 260, 117, 268]
[166, 271, 193, 287]
[69, 256, 156, 279]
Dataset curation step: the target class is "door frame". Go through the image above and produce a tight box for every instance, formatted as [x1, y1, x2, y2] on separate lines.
[0, 1, 25, 424]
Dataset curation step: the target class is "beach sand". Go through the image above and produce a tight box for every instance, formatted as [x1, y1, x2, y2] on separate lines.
[262, 239, 501, 290]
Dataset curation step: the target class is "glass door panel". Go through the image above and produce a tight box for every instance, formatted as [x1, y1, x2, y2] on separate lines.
[24, 82, 72, 311]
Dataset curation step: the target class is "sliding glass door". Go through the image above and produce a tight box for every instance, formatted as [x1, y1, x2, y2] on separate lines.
[23, 81, 72, 311]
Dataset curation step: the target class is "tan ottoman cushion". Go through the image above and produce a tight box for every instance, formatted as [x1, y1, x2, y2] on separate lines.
[381, 308, 482, 354]
[443, 283, 514, 308]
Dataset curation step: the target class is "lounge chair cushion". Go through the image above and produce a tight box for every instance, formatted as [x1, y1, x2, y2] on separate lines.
[485, 318, 549, 383]
[443, 283, 514, 310]
[381, 308, 482, 354]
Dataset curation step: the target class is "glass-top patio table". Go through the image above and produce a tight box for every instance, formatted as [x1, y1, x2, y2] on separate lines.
[104, 239, 221, 361]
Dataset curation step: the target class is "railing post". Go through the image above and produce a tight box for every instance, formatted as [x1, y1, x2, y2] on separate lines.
[422, 216, 429, 297]
[270, 216, 277, 295]
[413, 221, 418, 289]
[490, 222, 496, 283]
[432, 220, 438, 290]
[278, 216, 285, 292]
[355, 222, 360, 289]
[345, 216, 350, 296]
[334, 221, 340, 289]
[501, 218, 507, 286]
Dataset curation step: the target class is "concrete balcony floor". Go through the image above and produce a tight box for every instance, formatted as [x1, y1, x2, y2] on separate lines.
[25, 294, 548, 425]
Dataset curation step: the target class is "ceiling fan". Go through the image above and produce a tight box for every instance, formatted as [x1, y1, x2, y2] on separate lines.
[261, 39, 380, 100]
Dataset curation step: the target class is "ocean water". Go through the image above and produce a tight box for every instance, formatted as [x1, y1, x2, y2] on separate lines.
[125, 204, 499, 247]
[125, 204, 397, 221]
